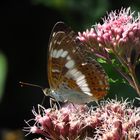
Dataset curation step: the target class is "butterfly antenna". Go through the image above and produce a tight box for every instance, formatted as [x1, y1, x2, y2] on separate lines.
[19, 81, 43, 90]
[20, 81, 48, 106]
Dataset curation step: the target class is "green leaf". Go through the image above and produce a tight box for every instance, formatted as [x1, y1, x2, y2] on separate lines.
[109, 78, 119, 83]
[97, 58, 107, 64]
[111, 59, 116, 64]
[0, 52, 7, 101]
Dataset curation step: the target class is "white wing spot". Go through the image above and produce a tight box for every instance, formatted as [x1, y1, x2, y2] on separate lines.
[66, 55, 71, 60]
[81, 86, 90, 92]
[66, 68, 77, 78]
[80, 85, 92, 96]
[82, 62, 87, 66]
[77, 80, 87, 86]
[52, 49, 57, 58]
[76, 75, 85, 82]
[55, 49, 63, 58]
[65, 60, 75, 69]
[61, 51, 68, 58]
[69, 68, 77, 75]
[79, 82, 88, 87]
[56, 41, 61, 45]
[52, 32, 56, 37]
[52, 69, 60, 73]
[72, 49, 76, 53]
[66, 68, 92, 96]
[84, 91, 92, 96]
[54, 40, 57, 44]
[73, 71, 82, 80]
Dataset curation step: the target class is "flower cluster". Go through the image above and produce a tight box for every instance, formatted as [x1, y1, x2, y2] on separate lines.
[78, 7, 140, 65]
[24, 99, 140, 140]
[78, 7, 140, 95]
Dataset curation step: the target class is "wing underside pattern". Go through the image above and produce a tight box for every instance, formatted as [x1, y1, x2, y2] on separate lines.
[47, 22, 109, 103]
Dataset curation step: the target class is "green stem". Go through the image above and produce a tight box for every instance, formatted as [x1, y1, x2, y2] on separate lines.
[107, 59, 135, 89]
[113, 50, 140, 96]
[129, 66, 140, 96]
[109, 51, 136, 88]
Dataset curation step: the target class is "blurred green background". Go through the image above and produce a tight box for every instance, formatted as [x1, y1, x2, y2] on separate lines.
[0, 0, 140, 140]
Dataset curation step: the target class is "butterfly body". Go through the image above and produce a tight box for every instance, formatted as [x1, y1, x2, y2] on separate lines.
[46, 22, 109, 104]
[44, 87, 94, 104]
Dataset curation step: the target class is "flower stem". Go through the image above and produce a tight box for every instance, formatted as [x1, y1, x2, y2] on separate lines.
[129, 66, 140, 96]
[110, 51, 136, 88]
[107, 59, 135, 88]
[111, 50, 140, 95]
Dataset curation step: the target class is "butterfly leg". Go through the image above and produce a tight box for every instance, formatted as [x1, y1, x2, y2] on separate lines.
[50, 97, 62, 109]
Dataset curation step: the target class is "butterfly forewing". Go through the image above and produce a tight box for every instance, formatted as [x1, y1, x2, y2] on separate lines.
[48, 22, 109, 103]
[48, 22, 77, 89]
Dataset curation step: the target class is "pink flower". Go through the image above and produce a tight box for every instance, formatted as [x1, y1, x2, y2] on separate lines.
[78, 7, 140, 65]
[24, 98, 140, 140]
[78, 7, 140, 96]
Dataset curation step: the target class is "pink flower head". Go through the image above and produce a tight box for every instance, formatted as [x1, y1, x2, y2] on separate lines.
[78, 7, 140, 65]
[24, 98, 140, 140]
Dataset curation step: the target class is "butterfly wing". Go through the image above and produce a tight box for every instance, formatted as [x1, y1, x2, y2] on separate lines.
[47, 22, 109, 103]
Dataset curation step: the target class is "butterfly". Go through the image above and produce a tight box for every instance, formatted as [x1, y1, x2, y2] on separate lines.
[43, 22, 109, 104]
